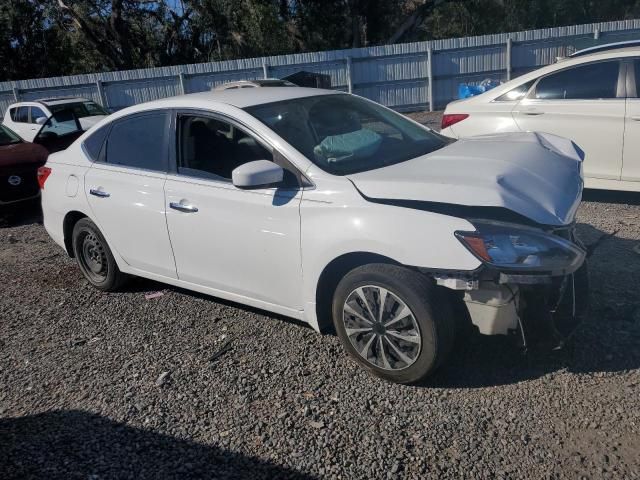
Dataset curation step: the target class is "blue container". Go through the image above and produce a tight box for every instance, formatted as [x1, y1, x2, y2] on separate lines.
[458, 79, 501, 99]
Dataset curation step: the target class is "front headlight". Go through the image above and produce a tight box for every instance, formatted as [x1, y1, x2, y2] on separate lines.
[455, 220, 585, 273]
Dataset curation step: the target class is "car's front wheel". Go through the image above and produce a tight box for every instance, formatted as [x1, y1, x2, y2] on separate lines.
[332, 264, 454, 384]
[72, 218, 128, 291]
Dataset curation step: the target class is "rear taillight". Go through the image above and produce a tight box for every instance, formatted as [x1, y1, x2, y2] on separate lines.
[37, 166, 51, 189]
[441, 113, 469, 130]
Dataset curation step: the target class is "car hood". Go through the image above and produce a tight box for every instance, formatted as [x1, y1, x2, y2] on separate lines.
[0, 142, 48, 169]
[347, 132, 584, 226]
[79, 115, 107, 130]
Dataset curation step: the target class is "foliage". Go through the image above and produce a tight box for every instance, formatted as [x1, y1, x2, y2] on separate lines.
[1, 0, 639, 81]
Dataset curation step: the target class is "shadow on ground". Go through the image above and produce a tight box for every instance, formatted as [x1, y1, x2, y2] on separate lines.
[0, 410, 315, 480]
[0, 200, 42, 228]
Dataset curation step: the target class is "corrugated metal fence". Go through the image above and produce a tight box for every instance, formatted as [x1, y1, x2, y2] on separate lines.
[2, 19, 640, 116]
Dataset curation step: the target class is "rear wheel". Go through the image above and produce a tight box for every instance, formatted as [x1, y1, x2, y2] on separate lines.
[332, 264, 454, 384]
[72, 218, 128, 291]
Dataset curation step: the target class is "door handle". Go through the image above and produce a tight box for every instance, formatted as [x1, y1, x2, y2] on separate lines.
[169, 201, 198, 213]
[89, 188, 110, 198]
[631, 116, 640, 121]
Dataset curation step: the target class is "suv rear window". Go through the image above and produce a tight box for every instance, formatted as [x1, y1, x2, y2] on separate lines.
[534, 61, 620, 100]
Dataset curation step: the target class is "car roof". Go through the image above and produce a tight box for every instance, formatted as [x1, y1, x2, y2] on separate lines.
[570, 41, 640, 58]
[124, 87, 341, 113]
[37, 97, 90, 106]
[183, 87, 338, 108]
[6, 97, 90, 110]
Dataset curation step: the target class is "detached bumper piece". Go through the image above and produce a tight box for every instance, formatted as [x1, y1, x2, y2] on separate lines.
[518, 261, 589, 351]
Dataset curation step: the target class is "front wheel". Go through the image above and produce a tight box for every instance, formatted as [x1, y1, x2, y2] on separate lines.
[72, 218, 129, 291]
[332, 264, 454, 384]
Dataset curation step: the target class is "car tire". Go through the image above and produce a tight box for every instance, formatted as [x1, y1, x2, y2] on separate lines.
[332, 263, 454, 384]
[72, 218, 129, 291]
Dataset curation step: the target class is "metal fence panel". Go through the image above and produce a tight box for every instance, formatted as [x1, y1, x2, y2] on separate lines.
[1, 19, 639, 115]
[105, 77, 181, 110]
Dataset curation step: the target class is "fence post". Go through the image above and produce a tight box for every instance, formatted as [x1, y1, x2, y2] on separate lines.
[346, 56, 353, 93]
[178, 72, 187, 94]
[594, 28, 600, 40]
[506, 38, 512, 81]
[96, 80, 108, 109]
[262, 60, 269, 79]
[12, 86, 20, 102]
[427, 45, 434, 112]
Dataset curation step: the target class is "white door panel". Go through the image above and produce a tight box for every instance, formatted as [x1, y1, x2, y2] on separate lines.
[164, 175, 303, 310]
[513, 99, 625, 180]
[85, 164, 177, 278]
[623, 96, 640, 182]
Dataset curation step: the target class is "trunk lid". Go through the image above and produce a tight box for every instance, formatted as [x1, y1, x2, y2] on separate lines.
[347, 132, 584, 226]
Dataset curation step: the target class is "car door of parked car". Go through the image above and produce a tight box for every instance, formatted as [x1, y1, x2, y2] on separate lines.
[7, 106, 37, 142]
[163, 111, 304, 310]
[513, 59, 626, 181]
[84, 110, 177, 279]
[622, 59, 640, 182]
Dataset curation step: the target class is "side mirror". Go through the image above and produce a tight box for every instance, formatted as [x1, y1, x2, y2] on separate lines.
[35, 117, 48, 125]
[232, 160, 284, 189]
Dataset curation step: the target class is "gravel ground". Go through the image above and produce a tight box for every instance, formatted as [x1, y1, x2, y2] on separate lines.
[1, 119, 640, 479]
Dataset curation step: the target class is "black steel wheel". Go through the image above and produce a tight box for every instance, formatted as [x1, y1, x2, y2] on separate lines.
[72, 218, 128, 291]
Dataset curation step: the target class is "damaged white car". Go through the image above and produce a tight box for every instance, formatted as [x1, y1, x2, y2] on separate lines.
[40, 87, 588, 384]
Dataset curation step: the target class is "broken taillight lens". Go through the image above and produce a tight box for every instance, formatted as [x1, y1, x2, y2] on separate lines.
[441, 113, 469, 130]
[37, 166, 51, 189]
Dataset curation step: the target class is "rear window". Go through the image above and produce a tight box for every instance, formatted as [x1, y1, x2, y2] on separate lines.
[494, 80, 535, 102]
[83, 125, 110, 161]
[534, 61, 620, 100]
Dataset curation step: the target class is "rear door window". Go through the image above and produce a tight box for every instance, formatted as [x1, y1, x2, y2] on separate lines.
[635, 59, 640, 96]
[13, 107, 29, 123]
[105, 112, 169, 171]
[534, 61, 620, 100]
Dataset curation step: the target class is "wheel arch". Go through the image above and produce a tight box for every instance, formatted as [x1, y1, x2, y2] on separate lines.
[62, 210, 89, 257]
[314, 252, 402, 333]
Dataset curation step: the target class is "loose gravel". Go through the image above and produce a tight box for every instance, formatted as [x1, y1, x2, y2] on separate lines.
[1, 126, 640, 479]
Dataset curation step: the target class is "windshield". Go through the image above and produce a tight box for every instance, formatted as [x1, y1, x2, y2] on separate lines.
[245, 94, 450, 175]
[49, 101, 108, 118]
[0, 124, 22, 146]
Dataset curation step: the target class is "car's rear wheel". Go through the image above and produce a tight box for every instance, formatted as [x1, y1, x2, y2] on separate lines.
[332, 264, 454, 384]
[72, 218, 128, 291]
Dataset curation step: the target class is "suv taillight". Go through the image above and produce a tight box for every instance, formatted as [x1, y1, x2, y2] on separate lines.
[37, 166, 51, 189]
[441, 113, 469, 130]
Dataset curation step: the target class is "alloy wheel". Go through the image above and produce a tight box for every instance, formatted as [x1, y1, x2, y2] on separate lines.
[342, 285, 422, 371]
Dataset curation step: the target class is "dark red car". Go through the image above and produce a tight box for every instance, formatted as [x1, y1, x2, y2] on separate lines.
[0, 124, 49, 208]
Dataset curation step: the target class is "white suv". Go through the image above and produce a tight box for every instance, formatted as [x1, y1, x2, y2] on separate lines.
[39, 87, 588, 383]
[441, 44, 640, 192]
[3, 97, 108, 142]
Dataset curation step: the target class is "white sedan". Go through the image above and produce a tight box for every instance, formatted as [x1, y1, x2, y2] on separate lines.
[39, 87, 588, 384]
[441, 45, 640, 192]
